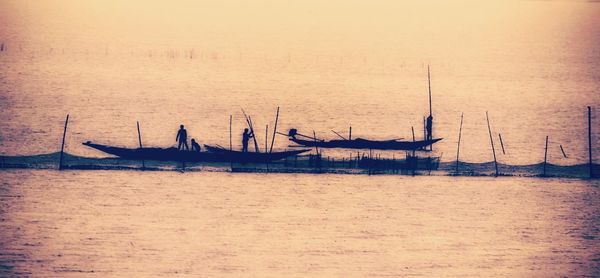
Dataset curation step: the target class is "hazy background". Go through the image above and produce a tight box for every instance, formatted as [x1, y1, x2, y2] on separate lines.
[1, 0, 599, 164]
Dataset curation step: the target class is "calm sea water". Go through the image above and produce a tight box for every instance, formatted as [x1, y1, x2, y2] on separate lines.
[0, 0, 599, 164]
[1, 1, 600, 277]
[0, 170, 599, 277]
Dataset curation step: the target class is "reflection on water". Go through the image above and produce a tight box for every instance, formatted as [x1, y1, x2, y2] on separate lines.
[0, 170, 598, 276]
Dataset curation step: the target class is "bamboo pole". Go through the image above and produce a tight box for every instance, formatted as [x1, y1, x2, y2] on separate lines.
[428, 65, 432, 118]
[486, 111, 499, 177]
[59, 114, 69, 170]
[313, 131, 321, 171]
[406, 126, 414, 176]
[456, 113, 464, 174]
[411, 126, 416, 157]
[312, 130, 319, 155]
[560, 145, 567, 158]
[269, 107, 279, 153]
[265, 124, 269, 171]
[498, 133, 506, 155]
[543, 136, 549, 177]
[241, 109, 260, 152]
[137, 121, 145, 170]
[248, 116, 259, 152]
[331, 130, 347, 140]
[349, 126, 352, 141]
[589, 106, 593, 178]
[427, 65, 433, 151]
[423, 116, 426, 149]
[229, 115, 233, 170]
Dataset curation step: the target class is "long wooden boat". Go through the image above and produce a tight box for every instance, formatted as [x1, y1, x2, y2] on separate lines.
[289, 137, 442, 151]
[203, 145, 310, 162]
[83, 141, 309, 163]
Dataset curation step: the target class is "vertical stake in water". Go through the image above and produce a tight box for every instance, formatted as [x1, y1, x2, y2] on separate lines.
[315, 131, 322, 170]
[312, 130, 319, 155]
[455, 113, 464, 174]
[265, 125, 268, 152]
[486, 111, 499, 177]
[543, 135, 549, 177]
[411, 126, 416, 175]
[349, 126, 352, 141]
[229, 115, 233, 170]
[411, 126, 416, 157]
[137, 121, 145, 170]
[265, 124, 269, 171]
[59, 114, 69, 170]
[229, 115, 233, 151]
[589, 106, 593, 178]
[269, 107, 279, 153]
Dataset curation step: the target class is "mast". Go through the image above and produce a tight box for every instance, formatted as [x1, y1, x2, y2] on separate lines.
[427, 65, 433, 150]
[428, 65, 432, 118]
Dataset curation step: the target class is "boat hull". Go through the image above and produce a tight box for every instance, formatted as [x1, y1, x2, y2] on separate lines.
[204, 145, 310, 163]
[83, 142, 309, 163]
[289, 137, 443, 150]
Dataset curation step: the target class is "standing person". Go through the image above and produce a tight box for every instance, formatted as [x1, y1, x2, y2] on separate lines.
[191, 138, 201, 152]
[242, 128, 253, 152]
[426, 115, 433, 141]
[176, 125, 189, 150]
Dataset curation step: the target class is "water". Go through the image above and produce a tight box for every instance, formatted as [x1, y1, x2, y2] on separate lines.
[2, 1, 600, 276]
[0, 1, 599, 165]
[0, 170, 598, 277]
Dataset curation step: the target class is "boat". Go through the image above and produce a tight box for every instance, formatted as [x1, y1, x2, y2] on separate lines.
[83, 141, 309, 163]
[203, 145, 310, 162]
[285, 129, 442, 151]
[289, 137, 442, 150]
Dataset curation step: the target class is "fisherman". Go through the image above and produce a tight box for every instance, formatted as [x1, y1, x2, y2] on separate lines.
[191, 138, 201, 152]
[426, 115, 433, 141]
[176, 125, 189, 150]
[242, 128, 253, 152]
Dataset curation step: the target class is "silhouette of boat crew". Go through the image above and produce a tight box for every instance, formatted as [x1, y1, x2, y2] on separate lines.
[176, 125, 189, 150]
[191, 138, 201, 152]
[242, 128, 254, 152]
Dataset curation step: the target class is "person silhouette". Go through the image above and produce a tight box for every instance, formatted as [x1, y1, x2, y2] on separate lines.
[191, 138, 201, 152]
[176, 125, 189, 150]
[426, 115, 433, 141]
[242, 128, 253, 152]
